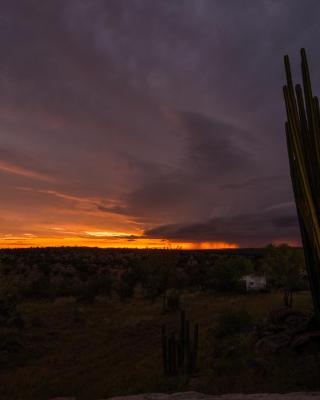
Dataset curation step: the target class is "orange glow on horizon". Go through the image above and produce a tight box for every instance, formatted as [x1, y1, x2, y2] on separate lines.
[0, 235, 239, 250]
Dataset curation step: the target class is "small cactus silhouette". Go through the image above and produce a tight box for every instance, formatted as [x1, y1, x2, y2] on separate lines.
[161, 310, 199, 375]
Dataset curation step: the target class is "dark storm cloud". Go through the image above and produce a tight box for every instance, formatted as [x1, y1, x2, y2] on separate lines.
[100, 110, 263, 224]
[178, 111, 258, 176]
[144, 202, 299, 247]
[221, 175, 288, 190]
[1, 0, 320, 245]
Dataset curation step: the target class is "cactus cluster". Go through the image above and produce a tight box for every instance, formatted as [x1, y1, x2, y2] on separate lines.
[283, 48, 320, 323]
[161, 310, 199, 375]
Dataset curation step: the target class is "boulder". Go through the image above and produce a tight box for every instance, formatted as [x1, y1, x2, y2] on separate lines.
[105, 391, 320, 400]
[291, 330, 320, 349]
[269, 308, 306, 325]
[50, 391, 320, 400]
[255, 332, 292, 352]
[50, 398, 76, 400]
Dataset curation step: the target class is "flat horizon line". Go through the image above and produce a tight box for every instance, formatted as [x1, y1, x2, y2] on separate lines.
[0, 245, 303, 251]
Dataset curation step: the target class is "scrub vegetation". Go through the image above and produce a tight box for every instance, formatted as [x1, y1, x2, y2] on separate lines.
[0, 246, 316, 400]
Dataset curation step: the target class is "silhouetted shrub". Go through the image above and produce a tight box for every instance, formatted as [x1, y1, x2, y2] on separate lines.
[75, 286, 96, 304]
[115, 268, 138, 301]
[214, 309, 253, 338]
[163, 289, 181, 312]
[74, 275, 112, 303]
[0, 295, 24, 330]
[205, 256, 254, 291]
[115, 281, 135, 301]
[21, 271, 50, 299]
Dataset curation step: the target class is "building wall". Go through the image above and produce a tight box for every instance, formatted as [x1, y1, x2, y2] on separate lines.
[243, 274, 267, 291]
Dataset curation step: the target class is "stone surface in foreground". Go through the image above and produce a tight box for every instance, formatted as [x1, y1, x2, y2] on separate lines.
[51, 391, 320, 400]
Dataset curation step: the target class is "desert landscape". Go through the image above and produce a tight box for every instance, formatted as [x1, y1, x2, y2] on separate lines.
[0, 246, 318, 399]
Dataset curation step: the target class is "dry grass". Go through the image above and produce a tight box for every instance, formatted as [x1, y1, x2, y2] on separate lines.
[0, 291, 315, 400]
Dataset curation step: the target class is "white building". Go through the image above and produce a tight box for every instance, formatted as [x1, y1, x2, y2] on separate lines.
[242, 274, 267, 291]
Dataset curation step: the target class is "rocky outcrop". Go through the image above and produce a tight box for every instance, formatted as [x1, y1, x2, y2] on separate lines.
[108, 392, 320, 400]
[254, 308, 320, 353]
[51, 391, 320, 400]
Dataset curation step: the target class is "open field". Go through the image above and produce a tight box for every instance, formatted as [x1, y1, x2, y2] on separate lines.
[0, 290, 317, 400]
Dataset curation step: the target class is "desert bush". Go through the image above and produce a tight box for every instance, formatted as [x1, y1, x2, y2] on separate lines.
[0, 329, 27, 369]
[0, 269, 24, 329]
[75, 285, 96, 303]
[72, 303, 86, 323]
[74, 275, 112, 303]
[209, 309, 255, 375]
[214, 309, 253, 338]
[205, 256, 254, 291]
[139, 251, 180, 300]
[115, 268, 138, 301]
[210, 332, 255, 376]
[142, 273, 165, 300]
[49, 274, 75, 298]
[115, 282, 134, 301]
[185, 257, 207, 289]
[262, 244, 306, 307]
[20, 270, 50, 299]
[163, 288, 181, 312]
[142, 265, 183, 300]
[0, 295, 24, 330]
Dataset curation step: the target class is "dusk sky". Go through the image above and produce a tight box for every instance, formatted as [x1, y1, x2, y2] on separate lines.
[1, 0, 320, 249]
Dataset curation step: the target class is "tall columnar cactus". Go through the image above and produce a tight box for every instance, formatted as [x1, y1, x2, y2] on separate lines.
[283, 48, 320, 324]
[179, 310, 186, 365]
[161, 310, 199, 375]
[161, 324, 168, 374]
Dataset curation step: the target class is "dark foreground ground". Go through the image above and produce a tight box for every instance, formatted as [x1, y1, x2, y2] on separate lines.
[0, 290, 319, 400]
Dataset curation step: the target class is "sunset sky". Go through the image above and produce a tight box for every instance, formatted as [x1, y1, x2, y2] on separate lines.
[0, 1, 319, 249]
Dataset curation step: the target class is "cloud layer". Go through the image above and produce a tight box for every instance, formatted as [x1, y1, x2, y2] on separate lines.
[0, 0, 319, 247]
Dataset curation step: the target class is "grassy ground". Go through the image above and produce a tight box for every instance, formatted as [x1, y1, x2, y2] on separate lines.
[0, 291, 317, 400]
